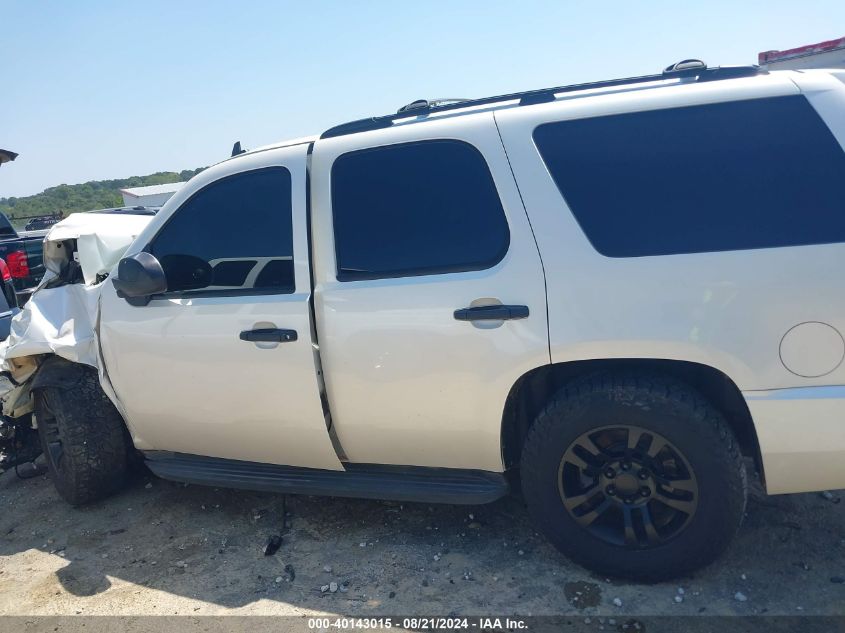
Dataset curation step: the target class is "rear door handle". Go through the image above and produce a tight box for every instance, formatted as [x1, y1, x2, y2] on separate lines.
[453, 305, 529, 321]
[239, 328, 298, 343]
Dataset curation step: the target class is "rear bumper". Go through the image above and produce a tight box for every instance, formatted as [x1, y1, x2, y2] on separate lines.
[745, 386, 845, 494]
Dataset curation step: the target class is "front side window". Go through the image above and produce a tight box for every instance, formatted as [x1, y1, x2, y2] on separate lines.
[331, 139, 510, 281]
[150, 167, 295, 294]
[534, 95, 845, 257]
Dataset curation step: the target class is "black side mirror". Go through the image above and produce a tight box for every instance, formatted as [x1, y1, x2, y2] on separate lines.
[112, 252, 167, 305]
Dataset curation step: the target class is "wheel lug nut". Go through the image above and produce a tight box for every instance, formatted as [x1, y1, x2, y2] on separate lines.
[604, 468, 616, 479]
[621, 462, 631, 471]
[640, 487, 650, 497]
[605, 485, 616, 496]
[638, 469, 649, 480]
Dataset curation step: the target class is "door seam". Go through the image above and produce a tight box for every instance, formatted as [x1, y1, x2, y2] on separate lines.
[493, 112, 553, 364]
[305, 142, 349, 462]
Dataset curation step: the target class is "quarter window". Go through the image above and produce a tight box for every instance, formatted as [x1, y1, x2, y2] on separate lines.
[149, 167, 295, 294]
[331, 140, 510, 280]
[534, 95, 845, 257]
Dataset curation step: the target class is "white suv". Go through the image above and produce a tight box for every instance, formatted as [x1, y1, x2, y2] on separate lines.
[6, 60, 845, 581]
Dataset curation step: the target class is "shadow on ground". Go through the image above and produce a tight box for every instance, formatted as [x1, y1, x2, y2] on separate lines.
[0, 465, 843, 616]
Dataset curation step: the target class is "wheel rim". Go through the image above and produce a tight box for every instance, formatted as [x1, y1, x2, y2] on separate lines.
[558, 425, 698, 548]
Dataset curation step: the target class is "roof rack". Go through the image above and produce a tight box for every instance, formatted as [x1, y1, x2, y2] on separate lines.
[321, 60, 763, 139]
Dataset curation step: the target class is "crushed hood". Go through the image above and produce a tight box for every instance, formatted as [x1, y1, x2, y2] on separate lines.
[43, 211, 154, 284]
[0, 211, 153, 382]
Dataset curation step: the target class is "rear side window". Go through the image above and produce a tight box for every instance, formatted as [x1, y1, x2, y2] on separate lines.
[149, 167, 294, 294]
[331, 140, 509, 280]
[534, 95, 845, 257]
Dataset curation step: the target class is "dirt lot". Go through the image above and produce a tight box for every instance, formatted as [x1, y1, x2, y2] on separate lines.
[1, 464, 844, 619]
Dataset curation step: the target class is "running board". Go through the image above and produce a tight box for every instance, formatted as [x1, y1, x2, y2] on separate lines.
[144, 452, 508, 505]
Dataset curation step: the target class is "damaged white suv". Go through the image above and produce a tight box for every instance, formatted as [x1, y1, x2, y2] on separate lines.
[4, 61, 845, 581]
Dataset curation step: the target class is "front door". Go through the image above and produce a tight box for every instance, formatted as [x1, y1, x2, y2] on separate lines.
[99, 144, 342, 470]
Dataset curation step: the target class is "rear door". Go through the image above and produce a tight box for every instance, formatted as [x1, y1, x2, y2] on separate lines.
[99, 143, 343, 469]
[310, 113, 549, 472]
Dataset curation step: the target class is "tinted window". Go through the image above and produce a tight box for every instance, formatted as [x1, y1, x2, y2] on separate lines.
[150, 167, 294, 294]
[534, 95, 845, 257]
[331, 140, 509, 280]
[0, 213, 16, 237]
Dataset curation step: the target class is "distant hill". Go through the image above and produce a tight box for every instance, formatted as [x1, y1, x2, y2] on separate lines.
[0, 168, 206, 228]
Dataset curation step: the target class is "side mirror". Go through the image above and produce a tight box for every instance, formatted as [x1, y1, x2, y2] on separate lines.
[112, 252, 167, 304]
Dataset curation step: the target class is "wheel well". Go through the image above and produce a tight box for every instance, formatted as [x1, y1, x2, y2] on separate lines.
[32, 355, 136, 439]
[31, 355, 91, 391]
[501, 359, 762, 477]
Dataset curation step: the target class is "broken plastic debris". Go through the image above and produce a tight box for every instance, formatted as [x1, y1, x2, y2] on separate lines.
[263, 534, 282, 556]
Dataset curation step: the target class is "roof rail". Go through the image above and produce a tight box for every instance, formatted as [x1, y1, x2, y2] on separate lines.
[321, 61, 763, 139]
[397, 98, 472, 113]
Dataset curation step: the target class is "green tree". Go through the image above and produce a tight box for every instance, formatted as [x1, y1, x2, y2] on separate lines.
[0, 168, 206, 228]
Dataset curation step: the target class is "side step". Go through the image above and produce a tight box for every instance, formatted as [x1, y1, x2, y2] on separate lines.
[144, 452, 509, 505]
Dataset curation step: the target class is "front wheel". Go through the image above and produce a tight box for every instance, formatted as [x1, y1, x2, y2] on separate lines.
[34, 367, 129, 505]
[520, 373, 747, 581]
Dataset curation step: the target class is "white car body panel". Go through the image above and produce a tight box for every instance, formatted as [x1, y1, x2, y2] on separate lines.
[495, 70, 845, 493]
[495, 72, 805, 388]
[98, 143, 344, 470]
[310, 112, 549, 471]
[744, 386, 845, 494]
[0, 283, 102, 370]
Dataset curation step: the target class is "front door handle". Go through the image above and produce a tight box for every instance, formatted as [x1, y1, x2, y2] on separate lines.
[453, 305, 529, 321]
[239, 328, 298, 343]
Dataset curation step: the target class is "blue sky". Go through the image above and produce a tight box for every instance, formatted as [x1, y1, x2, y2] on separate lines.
[2, 0, 844, 198]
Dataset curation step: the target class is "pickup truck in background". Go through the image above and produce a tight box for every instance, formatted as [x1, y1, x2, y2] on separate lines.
[0, 257, 16, 339]
[0, 212, 47, 303]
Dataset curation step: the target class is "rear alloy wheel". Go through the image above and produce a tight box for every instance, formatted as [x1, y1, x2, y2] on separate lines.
[560, 425, 698, 548]
[520, 373, 747, 581]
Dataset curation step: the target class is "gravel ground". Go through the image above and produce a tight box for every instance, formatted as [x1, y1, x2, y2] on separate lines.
[0, 464, 844, 618]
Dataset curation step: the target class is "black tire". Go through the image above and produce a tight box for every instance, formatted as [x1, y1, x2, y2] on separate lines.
[34, 367, 128, 505]
[520, 372, 747, 582]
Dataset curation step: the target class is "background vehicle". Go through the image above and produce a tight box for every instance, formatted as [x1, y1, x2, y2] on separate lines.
[0, 258, 25, 472]
[0, 258, 16, 340]
[5, 61, 845, 581]
[760, 35, 845, 70]
[24, 214, 62, 231]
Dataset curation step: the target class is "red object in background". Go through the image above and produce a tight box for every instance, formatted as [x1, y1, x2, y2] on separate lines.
[0, 258, 10, 282]
[6, 250, 29, 279]
[759, 36, 845, 65]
